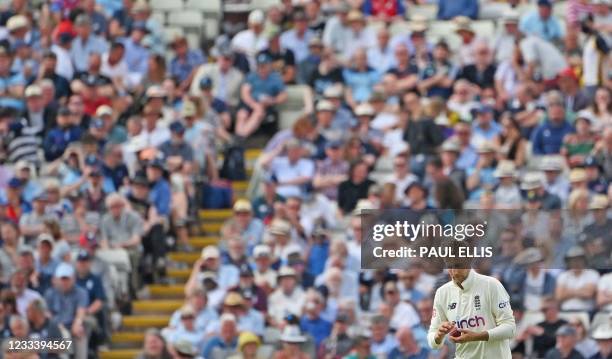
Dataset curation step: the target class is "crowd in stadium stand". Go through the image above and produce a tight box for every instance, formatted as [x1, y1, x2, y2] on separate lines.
[0, 0, 611, 358]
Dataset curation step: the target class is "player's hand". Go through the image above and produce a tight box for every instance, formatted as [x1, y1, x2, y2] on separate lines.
[449, 329, 488, 343]
[435, 321, 455, 344]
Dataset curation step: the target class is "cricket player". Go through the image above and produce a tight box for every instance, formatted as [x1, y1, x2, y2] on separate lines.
[428, 247, 516, 358]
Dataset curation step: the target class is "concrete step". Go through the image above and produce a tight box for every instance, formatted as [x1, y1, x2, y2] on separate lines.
[167, 268, 191, 280]
[189, 236, 219, 248]
[147, 284, 186, 298]
[198, 209, 232, 221]
[200, 222, 223, 234]
[133, 300, 183, 313]
[100, 349, 140, 359]
[168, 252, 200, 265]
[217, 148, 262, 163]
[122, 315, 169, 329]
[110, 331, 145, 344]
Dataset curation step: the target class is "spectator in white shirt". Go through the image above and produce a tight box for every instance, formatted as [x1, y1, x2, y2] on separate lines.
[367, 27, 395, 74]
[262, 139, 315, 198]
[101, 42, 130, 90]
[597, 271, 612, 312]
[268, 266, 305, 325]
[11, 269, 42, 316]
[322, 2, 351, 54]
[555, 246, 600, 311]
[343, 10, 376, 61]
[231, 10, 269, 68]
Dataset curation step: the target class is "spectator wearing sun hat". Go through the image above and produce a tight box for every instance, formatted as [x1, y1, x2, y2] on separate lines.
[221, 199, 264, 253]
[228, 331, 263, 359]
[186, 246, 239, 293]
[268, 266, 306, 324]
[590, 323, 612, 359]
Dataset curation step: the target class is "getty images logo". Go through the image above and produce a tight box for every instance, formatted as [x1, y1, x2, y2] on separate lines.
[454, 315, 486, 329]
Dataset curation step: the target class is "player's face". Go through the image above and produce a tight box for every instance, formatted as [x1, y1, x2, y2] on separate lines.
[448, 268, 470, 284]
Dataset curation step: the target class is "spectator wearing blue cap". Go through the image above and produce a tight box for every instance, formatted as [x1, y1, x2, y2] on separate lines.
[75, 249, 108, 344]
[146, 159, 171, 217]
[42, 106, 82, 161]
[158, 121, 194, 164]
[101, 144, 129, 191]
[3, 176, 31, 222]
[471, 104, 502, 149]
[519, 0, 565, 42]
[235, 52, 288, 138]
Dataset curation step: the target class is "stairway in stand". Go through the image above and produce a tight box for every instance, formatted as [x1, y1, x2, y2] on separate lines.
[100, 148, 262, 359]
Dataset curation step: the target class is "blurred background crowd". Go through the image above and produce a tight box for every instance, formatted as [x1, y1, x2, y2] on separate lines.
[0, 0, 611, 357]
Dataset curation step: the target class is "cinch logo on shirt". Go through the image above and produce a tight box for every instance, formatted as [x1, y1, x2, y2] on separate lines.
[448, 302, 457, 310]
[454, 315, 486, 329]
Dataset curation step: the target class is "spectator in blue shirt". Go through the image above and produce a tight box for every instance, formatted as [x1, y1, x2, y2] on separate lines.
[122, 22, 150, 85]
[235, 52, 288, 138]
[519, 0, 564, 42]
[531, 91, 575, 155]
[201, 313, 239, 358]
[437, 0, 479, 20]
[44, 262, 89, 358]
[300, 290, 332, 348]
[169, 36, 205, 87]
[0, 43, 25, 111]
[75, 249, 107, 343]
[343, 48, 381, 109]
[43, 107, 82, 161]
[145, 159, 171, 217]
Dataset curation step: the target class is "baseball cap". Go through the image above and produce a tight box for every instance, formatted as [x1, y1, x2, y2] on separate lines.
[90, 118, 105, 130]
[248, 9, 265, 24]
[238, 264, 253, 277]
[8, 177, 23, 188]
[6, 15, 28, 32]
[95, 105, 113, 117]
[169, 121, 186, 134]
[18, 245, 34, 256]
[37, 233, 54, 246]
[199, 77, 213, 89]
[556, 325, 577, 336]
[54, 262, 75, 278]
[256, 52, 272, 65]
[326, 139, 343, 149]
[24, 84, 42, 98]
[201, 246, 220, 260]
[233, 199, 252, 212]
[538, 0, 552, 7]
[254, 244, 271, 258]
[76, 249, 92, 261]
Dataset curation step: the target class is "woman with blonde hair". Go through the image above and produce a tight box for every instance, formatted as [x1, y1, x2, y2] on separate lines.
[564, 188, 592, 239]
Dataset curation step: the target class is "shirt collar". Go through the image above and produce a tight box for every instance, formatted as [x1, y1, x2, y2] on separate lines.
[456, 269, 476, 291]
